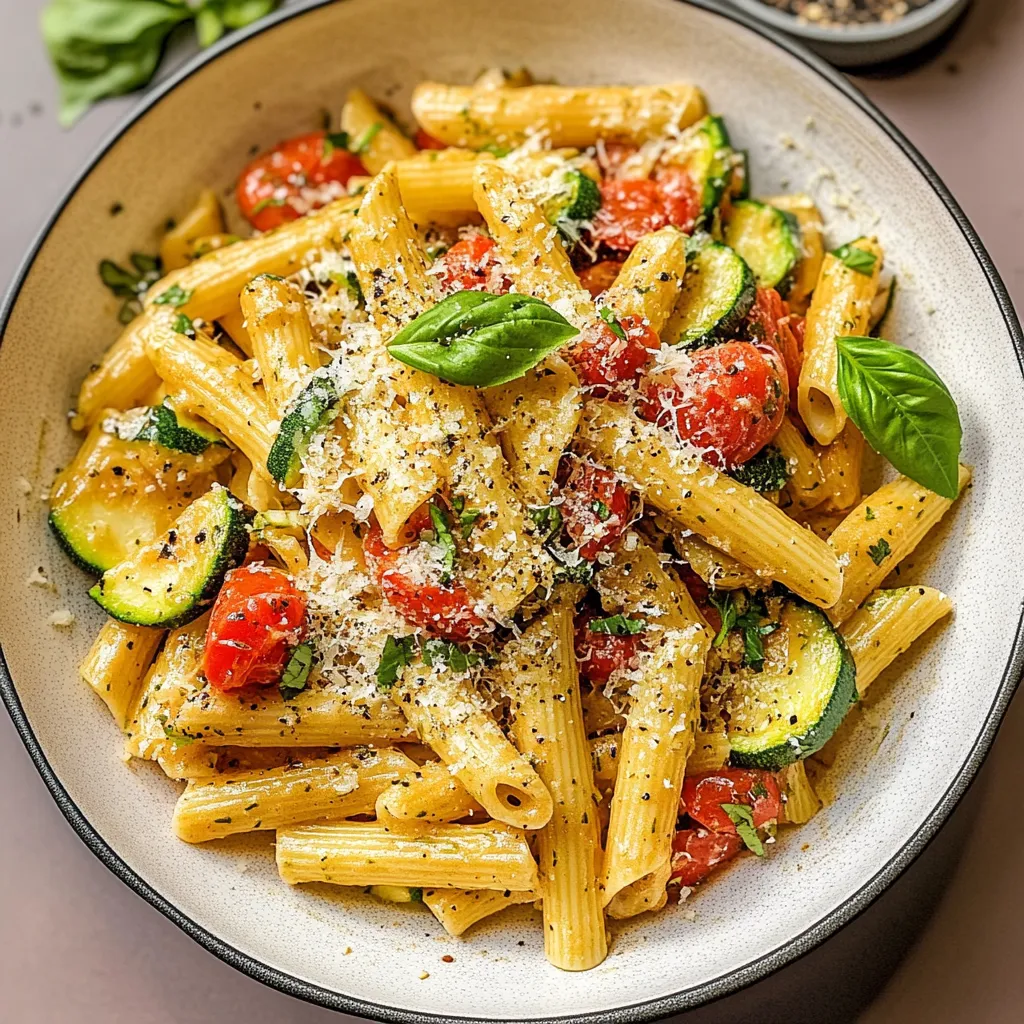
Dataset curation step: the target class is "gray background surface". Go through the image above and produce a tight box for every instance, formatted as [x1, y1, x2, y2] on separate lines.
[2, 1, 1023, 1021]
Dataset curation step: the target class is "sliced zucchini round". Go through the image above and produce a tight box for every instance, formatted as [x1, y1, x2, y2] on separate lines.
[723, 199, 801, 293]
[729, 149, 750, 201]
[267, 375, 341, 488]
[668, 242, 755, 348]
[127, 400, 227, 455]
[672, 115, 733, 228]
[89, 486, 250, 628]
[726, 597, 857, 770]
[49, 417, 226, 575]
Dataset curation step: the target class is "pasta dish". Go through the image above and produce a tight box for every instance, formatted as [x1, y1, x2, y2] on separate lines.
[51, 73, 967, 971]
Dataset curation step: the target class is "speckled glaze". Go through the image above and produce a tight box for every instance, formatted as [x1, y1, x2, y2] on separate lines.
[1, 1, 1022, 1021]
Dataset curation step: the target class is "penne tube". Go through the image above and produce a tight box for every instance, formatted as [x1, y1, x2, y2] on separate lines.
[239, 274, 320, 415]
[143, 317, 277, 477]
[798, 236, 883, 445]
[171, 686, 412, 747]
[581, 686, 626, 737]
[422, 887, 537, 937]
[604, 226, 689, 335]
[395, 659, 553, 830]
[763, 194, 824, 315]
[578, 401, 843, 608]
[655, 516, 766, 590]
[589, 733, 622, 790]
[80, 619, 164, 729]
[375, 760, 486, 825]
[777, 760, 821, 825]
[503, 598, 607, 970]
[589, 728, 729, 790]
[74, 317, 160, 428]
[397, 149, 486, 225]
[827, 465, 970, 623]
[412, 82, 706, 149]
[173, 747, 417, 842]
[840, 586, 953, 694]
[776, 417, 827, 511]
[276, 821, 539, 891]
[816, 422, 865, 514]
[341, 88, 417, 176]
[597, 543, 712, 918]
[218, 307, 253, 356]
[160, 189, 225, 272]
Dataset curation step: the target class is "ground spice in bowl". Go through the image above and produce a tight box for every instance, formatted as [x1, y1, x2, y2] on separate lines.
[759, 0, 934, 25]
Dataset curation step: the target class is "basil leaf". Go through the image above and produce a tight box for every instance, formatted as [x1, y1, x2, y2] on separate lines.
[836, 335, 962, 500]
[867, 538, 891, 566]
[376, 635, 416, 691]
[194, 7, 225, 47]
[428, 503, 456, 584]
[324, 130, 351, 158]
[831, 244, 877, 276]
[408, 887, 424, 902]
[590, 499, 611, 522]
[528, 505, 563, 543]
[588, 614, 647, 636]
[458, 508, 483, 539]
[172, 312, 195, 337]
[279, 643, 314, 700]
[214, 0, 279, 30]
[708, 591, 736, 648]
[153, 283, 193, 307]
[598, 306, 626, 341]
[129, 251, 161, 278]
[387, 291, 578, 388]
[721, 803, 765, 857]
[422, 639, 480, 674]
[99, 258, 144, 298]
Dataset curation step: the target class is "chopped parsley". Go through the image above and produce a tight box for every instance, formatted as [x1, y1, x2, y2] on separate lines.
[322, 130, 351, 159]
[409, 887, 424, 902]
[728, 446, 790, 493]
[865, 506, 876, 521]
[831, 243, 877, 276]
[250, 196, 287, 216]
[528, 504, 563, 543]
[422, 639, 481, 674]
[588, 614, 647, 636]
[868, 538, 892, 566]
[162, 724, 195, 748]
[590, 499, 611, 521]
[172, 312, 195, 337]
[376, 635, 416, 691]
[153, 283, 194, 307]
[477, 142, 511, 158]
[708, 591, 778, 672]
[280, 643, 314, 700]
[598, 306, 627, 341]
[721, 803, 765, 857]
[428, 503, 457, 584]
[98, 252, 162, 324]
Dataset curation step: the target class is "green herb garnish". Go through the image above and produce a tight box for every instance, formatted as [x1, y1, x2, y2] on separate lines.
[831, 244, 877, 276]
[598, 306, 627, 341]
[376, 635, 416, 691]
[422, 639, 481, 674]
[721, 802, 765, 857]
[588, 614, 647, 636]
[868, 538, 892, 566]
[153, 283, 193, 307]
[279, 643, 314, 700]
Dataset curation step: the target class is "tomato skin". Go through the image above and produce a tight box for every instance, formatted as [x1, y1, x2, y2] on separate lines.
[415, 129, 448, 150]
[681, 769, 782, 833]
[203, 565, 308, 692]
[670, 829, 745, 887]
[592, 179, 666, 252]
[748, 287, 803, 396]
[654, 166, 702, 235]
[431, 234, 510, 296]
[560, 460, 632, 560]
[640, 340, 788, 469]
[362, 510, 488, 642]
[596, 143, 640, 178]
[579, 259, 625, 300]
[236, 131, 366, 231]
[566, 314, 659, 395]
[574, 609, 644, 686]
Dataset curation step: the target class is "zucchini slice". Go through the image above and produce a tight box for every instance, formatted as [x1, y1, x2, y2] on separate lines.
[671, 115, 733, 228]
[729, 149, 750, 201]
[667, 242, 755, 348]
[726, 598, 857, 770]
[267, 375, 340, 488]
[49, 415, 227, 575]
[723, 199, 801, 293]
[89, 486, 250, 628]
[127, 400, 227, 455]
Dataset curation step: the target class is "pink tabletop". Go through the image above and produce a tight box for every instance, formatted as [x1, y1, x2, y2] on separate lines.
[1, 1, 1022, 1020]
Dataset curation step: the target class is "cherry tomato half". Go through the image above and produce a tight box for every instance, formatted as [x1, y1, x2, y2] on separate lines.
[203, 565, 308, 692]
[574, 608, 644, 686]
[640, 340, 788, 469]
[654, 166, 702, 236]
[681, 769, 782, 833]
[670, 829, 745, 887]
[236, 131, 366, 232]
[415, 129, 448, 151]
[431, 234, 510, 296]
[566, 314, 659, 396]
[592, 179, 666, 252]
[747, 287, 803, 396]
[362, 507, 488, 642]
[578, 259, 625, 300]
[560, 459, 632, 561]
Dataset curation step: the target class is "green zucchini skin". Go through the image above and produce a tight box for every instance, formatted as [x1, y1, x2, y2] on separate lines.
[672, 242, 756, 348]
[89, 487, 251, 629]
[48, 510, 108, 576]
[684, 115, 734, 227]
[131, 401, 227, 456]
[723, 199, 801, 294]
[727, 598, 858, 771]
[266, 376, 341, 487]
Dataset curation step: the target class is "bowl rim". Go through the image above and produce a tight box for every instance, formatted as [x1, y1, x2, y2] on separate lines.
[725, 0, 968, 43]
[1, 0, 1022, 1020]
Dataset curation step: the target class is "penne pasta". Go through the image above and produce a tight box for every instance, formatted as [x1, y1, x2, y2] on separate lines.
[763, 194, 824, 315]
[375, 759, 486, 825]
[604, 226, 689, 335]
[80, 619, 164, 729]
[160, 189, 226, 272]
[341, 88, 417, 176]
[816, 422, 865, 514]
[422, 887, 537, 937]
[776, 417, 827, 511]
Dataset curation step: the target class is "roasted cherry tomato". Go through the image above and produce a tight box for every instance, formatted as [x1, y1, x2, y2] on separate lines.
[592, 178, 666, 252]
[574, 608, 644, 686]
[578, 259, 625, 300]
[681, 769, 782, 833]
[747, 287, 802, 396]
[431, 234, 510, 296]
[596, 142, 640, 178]
[640, 340, 788, 469]
[415, 128, 448, 150]
[203, 565, 308, 691]
[654, 166, 702, 236]
[670, 828, 745, 887]
[363, 507, 487, 642]
[560, 459, 632, 560]
[566, 314, 659, 395]
[236, 131, 366, 231]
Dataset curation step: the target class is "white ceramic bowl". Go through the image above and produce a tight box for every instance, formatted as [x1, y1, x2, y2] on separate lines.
[1, 1, 1021, 1020]
[725, 0, 972, 67]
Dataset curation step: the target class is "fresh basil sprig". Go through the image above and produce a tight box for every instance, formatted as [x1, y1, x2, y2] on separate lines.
[387, 291, 578, 388]
[279, 642, 314, 700]
[588, 614, 646, 637]
[42, 0, 280, 126]
[721, 803, 766, 857]
[831, 244, 877, 276]
[836, 335, 962, 500]
[376, 635, 416, 691]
